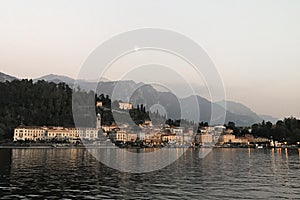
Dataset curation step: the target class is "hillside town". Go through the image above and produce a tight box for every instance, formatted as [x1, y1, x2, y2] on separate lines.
[11, 98, 300, 149]
[12, 101, 277, 148]
[12, 121, 279, 148]
[2, 80, 300, 148]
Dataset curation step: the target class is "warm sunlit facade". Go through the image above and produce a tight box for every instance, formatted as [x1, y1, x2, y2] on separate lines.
[13, 126, 99, 142]
[13, 126, 47, 141]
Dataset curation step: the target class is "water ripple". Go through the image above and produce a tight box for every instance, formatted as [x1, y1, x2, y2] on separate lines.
[0, 148, 300, 199]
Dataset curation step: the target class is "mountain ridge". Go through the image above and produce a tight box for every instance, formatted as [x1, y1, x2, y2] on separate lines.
[0, 72, 18, 82]
[0, 72, 273, 126]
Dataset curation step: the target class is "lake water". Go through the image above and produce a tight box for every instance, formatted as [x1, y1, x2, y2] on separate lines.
[1, 148, 300, 199]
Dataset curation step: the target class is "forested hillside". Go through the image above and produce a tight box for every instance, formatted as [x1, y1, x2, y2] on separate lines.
[0, 80, 74, 139]
[0, 79, 159, 140]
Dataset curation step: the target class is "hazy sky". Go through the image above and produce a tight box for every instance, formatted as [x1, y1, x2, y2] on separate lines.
[1, 0, 300, 119]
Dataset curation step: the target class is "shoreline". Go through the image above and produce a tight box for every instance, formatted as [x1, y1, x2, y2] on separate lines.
[0, 144, 299, 150]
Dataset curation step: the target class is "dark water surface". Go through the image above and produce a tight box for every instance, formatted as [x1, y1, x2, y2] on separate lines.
[1, 148, 300, 199]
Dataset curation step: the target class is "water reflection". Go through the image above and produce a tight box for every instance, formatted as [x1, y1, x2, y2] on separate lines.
[88, 148, 185, 173]
[248, 147, 251, 158]
[0, 149, 12, 189]
[285, 148, 289, 159]
[0, 148, 300, 199]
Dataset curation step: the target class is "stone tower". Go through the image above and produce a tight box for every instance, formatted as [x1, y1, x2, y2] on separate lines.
[96, 113, 101, 129]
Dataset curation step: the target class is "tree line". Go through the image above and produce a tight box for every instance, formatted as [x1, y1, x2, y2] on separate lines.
[0, 79, 74, 140]
[223, 118, 300, 144]
[0, 79, 162, 140]
[250, 118, 300, 144]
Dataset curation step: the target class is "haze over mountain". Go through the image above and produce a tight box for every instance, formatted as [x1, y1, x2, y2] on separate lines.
[258, 114, 278, 124]
[0, 72, 17, 82]
[1, 72, 274, 126]
[34, 74, 75, 85]
[33, 74, 110, 86]
[216, 100, 263, 123]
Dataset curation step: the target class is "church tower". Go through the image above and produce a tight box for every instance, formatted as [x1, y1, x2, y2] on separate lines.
[96, 113, 101, 129]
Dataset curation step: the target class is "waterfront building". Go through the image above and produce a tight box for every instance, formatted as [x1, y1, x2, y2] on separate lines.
[137, 132, 146, 141]
[13, 126, 99, 143]
[13, 126, 47, 141]
[270, 140, 282, 148]
[232, 137, 248, 144]
[150, 132, 162, 145]
[174, 135, 184, 145]
[200, 133, 213, 144]
[46, 126, 72, 141]
[68, 128, 82, 143]
[161, 133, 186, 145]
[13, 113, 102, 143]
[161, 133, 176, 143]
[194, 133, 213, 145]
[218, 134, 236, 144]
[112, 130, 127, 142]
[83, 128, 98, 140]
[253, 137, 268, 143]
[182, 133, 192, 145]
[127, 132, 137, 142]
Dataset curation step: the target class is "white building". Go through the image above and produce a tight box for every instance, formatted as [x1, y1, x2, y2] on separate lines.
[170, 127, 184, 135]
[112, 130, 127, 142]
[119, 102, 133, 110]
[13, 113, 102, 143]
[13, 126, 47, 141]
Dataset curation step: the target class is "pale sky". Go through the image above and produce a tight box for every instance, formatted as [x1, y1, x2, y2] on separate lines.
[1, 0, 300, 119]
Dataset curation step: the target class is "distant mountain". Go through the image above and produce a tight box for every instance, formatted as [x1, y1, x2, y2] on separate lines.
[1, 72, 276, 126]
[216, 100, 263, 125]
[0, 72, 18, 82]
[34, 74, 110, 83]
[259, 114, 278, 124]
[180, 96, 265, 126]
[181, 95, 226, 124]
[34, 74, 110, 91]
[102, 82, 264, 126]
[34, 74, 75, 84]
[35, 74, 272, 126]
